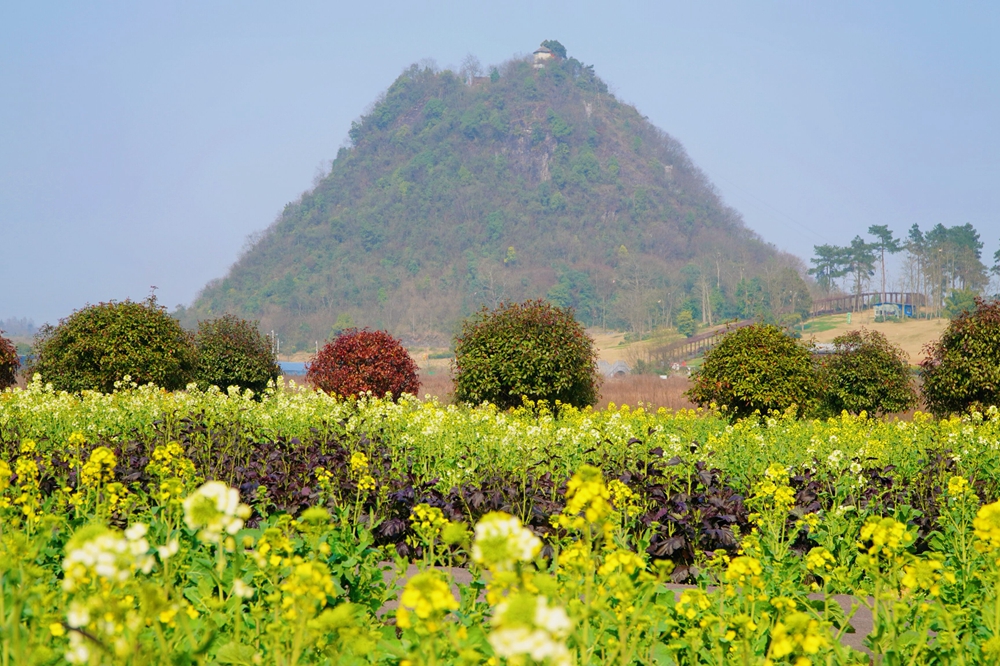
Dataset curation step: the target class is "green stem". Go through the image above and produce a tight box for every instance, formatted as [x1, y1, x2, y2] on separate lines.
[289, 618, 305, 666]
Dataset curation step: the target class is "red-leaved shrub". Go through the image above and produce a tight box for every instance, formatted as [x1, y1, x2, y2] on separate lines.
[0, 332, 19, 389]
[306, 328, 419, 400]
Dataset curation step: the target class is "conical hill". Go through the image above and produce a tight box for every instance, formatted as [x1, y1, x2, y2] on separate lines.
[186, 44, 809, 350]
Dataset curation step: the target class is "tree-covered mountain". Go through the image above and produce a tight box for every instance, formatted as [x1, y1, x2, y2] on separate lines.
[183, 44, 810, 350]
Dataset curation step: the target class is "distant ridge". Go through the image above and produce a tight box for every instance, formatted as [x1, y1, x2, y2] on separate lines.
[183, 43, 810, 351]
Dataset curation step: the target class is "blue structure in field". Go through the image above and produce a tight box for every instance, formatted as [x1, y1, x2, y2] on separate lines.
[874, 302, 916, 318]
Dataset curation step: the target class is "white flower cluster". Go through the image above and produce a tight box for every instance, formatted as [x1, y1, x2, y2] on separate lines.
[471, 511, 542, 571]
[182, 481, 251, 543]
[65, 630, 90, 664]
[489, 596, 572, 666]
[62, 523, 153, 592]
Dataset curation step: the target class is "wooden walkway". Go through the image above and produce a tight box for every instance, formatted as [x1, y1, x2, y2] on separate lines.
[646, 291, 926, 364]
[810, 292, 925, 317]
[649, 320, 755, 364]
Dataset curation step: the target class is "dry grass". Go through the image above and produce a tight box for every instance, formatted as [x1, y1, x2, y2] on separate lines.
[417, 372, 455, 403]
[414, 372, 694, 411]
[596, 375, 695, 411]
[804, 314, 948, 363]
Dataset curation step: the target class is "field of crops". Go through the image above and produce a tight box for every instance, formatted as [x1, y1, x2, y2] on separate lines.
[2, 376, 1000, 664]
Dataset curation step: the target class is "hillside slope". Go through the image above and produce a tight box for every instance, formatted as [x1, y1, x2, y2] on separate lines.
[185, 45, 809, 350]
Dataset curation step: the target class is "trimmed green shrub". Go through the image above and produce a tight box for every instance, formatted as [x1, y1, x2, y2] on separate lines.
[686, 323, 819, 420]
[453, 299, 599, 409]
[921, 297, 1000, 416]
[28, 297, 196, 393]
[0, 332, 19, 389]
[193, 315, 279, 394]
[818, 328, 916, 417]
[307, 328, 419, 400]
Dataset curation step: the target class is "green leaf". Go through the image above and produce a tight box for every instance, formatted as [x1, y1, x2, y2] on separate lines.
[214, 642, 257, 665]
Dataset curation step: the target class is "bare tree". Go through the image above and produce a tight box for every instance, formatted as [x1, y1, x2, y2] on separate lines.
[615, 253, 657, 337]
[460, 54, 483, 84]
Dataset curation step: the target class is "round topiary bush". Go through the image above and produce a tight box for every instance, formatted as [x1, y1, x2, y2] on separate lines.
[920, 297, 1000, 416]
[686, 323, 819, 420]
[193, 314, 280, 394]
[306, 328, 419, 400]
[0, 331, 19, 390]
[28, 297, 196, 393]
[453, 299, 600, 409]
[818, 328, 916, 417]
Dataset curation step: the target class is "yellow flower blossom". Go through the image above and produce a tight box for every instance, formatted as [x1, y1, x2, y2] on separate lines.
[859, 517, 914, 558]
[280, 560, 337, 618]
[725, 556, 764, 589]
[676, 588, 712, 620]
[598, 549, 646, 577]
[901, 557, 954, 597]
[805, 547, 835, 573]
[356, 473, 376, 493]
[80, 447, 117, 486]
[182, 481, 251, 544]
[974, 500, 1000, 553]
[558, 465, 612, 531]
[396, 570, 458, 632]
[766, 612, 830, 663]
[0, 460, 11, 508]
[410, 504, 447, 531]
[349, 451, 369, 475]
[608, 479, 641, 517]
[947, 476, 972, 498]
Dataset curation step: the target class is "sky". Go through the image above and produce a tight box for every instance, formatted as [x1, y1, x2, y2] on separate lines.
[2, 1, 998, 326]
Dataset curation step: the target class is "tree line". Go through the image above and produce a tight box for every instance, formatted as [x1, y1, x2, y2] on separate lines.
[809, 223, 999, 317]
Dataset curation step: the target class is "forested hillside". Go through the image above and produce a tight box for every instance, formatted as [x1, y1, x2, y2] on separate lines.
[184, 44, 810, 350]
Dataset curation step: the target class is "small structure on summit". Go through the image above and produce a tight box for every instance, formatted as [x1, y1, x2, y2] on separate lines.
[533, 45, 557, 69]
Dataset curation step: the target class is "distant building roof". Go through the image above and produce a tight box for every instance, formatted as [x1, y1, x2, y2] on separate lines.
[534, 46, 554, 55]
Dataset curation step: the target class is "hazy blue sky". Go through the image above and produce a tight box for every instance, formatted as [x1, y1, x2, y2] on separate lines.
[3, 1, 998, 325]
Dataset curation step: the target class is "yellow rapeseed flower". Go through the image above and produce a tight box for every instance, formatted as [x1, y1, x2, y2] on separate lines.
[859, 517, 914, 558]
[80, 447, 117, 486]
[767, 612, 829, 662]
[349, 452, 369, 475]
[947, 476, 972, 498]
[608, 479, 641, 517]
[725, 556, 764, 589]
[901, 557, 954, 597]
[598, 549, 646, 577]
[0, 459, 11, 503]
[280, 560, 337, 616]
[410, 504, 448, 532]
[676, 588, 711, 620]
[973, 501, 1000, 553]
[558, 465, 612, 531]
[805, 547, 835, 573]
[396, 570, 458, 632]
